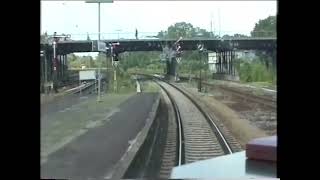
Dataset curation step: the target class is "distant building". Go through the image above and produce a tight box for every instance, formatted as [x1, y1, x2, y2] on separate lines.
[207, 50, 258, 72]
[235, 50, 256, 60]
[207, 52, 217, 73]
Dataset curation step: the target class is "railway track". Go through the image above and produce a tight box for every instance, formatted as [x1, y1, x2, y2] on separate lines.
[155, 79, 235, 178]
[203, 82, 276, 109]
[157, 82, 182, 178]
[64, 82, 97, 95]
[153, 74, 276, 109]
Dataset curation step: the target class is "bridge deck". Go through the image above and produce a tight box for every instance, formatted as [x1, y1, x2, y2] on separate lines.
[41, 38, 276, 54]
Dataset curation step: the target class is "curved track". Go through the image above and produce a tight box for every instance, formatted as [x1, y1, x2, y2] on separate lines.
[157, 80, 233, 166]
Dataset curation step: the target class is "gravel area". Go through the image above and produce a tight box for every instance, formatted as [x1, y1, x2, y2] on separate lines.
[178, 81, 276, 137]
[206, 80, 276, 100]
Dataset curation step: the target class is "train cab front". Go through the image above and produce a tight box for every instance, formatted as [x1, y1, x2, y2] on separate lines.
[170, 136, 278, 179]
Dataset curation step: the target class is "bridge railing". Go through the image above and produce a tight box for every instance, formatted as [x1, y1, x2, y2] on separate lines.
[41, 31, 276, 42]
[64, 32, 159, 41]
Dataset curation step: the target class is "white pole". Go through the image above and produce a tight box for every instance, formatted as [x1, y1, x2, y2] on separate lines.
[53, 41, 57, 93]
[97, 2, 102, 102]
[210, 12, 213, 38]
[111, 45, 117, 93]
[53, 41, 56, 60]
[98, 2, 101, 41]
[218, 8, 221, 37]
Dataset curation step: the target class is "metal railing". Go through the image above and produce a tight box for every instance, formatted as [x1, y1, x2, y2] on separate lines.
[41, 31, 276, 42]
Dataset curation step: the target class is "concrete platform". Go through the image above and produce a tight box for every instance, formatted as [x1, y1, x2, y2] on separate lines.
[41, 92, 159, 179]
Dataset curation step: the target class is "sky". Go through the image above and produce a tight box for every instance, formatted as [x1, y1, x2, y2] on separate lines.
[41, 1, 277, 40]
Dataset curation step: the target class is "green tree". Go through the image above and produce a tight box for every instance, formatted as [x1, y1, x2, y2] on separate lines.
[96, 54, 107, 67]
[167, 22, 195, 38]
[251, 15, 276, 37]
[233, 33, 249, 38]
[240, 60, 253, 82]
[88, 56, 94, 67]
[69, 59, 82, 68]
[250, 15, 277, 73]
[68, 53, 77, 62]
[157, 30, 166, 38]
[157, 22, 217, 39]
[222, 33, 248, 39]
[193, 27, 211, 38]
[222, 34, 233, 38]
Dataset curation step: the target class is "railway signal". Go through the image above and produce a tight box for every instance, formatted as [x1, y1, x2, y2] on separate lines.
[108, 42, 120, 93]
[197, 43, 208, 92]
[197, 43, 204, 52]
[110, 42, 120, 61]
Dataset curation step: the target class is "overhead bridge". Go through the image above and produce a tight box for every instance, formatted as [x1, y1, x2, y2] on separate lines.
[40, 38, 276, 92]
[40, 38, 276, 55]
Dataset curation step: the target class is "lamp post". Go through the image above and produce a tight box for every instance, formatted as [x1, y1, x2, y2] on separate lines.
[116, 29, 122, 40]
[85, 0, 114, 39]
[85, 0, 113, 102]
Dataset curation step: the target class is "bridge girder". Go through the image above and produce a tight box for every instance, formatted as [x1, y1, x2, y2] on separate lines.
[41, 38, 276, 55]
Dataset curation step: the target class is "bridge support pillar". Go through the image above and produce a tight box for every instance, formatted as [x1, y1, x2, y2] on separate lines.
[64, 55, 68, 79]
[62, 54, 67, 82]
[213, 50, 239, 81]
[56, 55, 59, 81]
[266, 49, 276, 82]
[217, 51, 222, 74]
[61, 55, 64, 80]
[267, 49, 276, 70]
[59, 55, 62, 81]
[231, 51, 235, 76]
[229, 51, 232, 75]
[222, 51, 225, 73]
[166, 57, 178, 81]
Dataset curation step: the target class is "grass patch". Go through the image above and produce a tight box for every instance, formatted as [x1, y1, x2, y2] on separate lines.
[107, 69, 137, 94]
[238, 58, 276, 85]
[142, 81, 160, 93]
[247, 82, 276, 90]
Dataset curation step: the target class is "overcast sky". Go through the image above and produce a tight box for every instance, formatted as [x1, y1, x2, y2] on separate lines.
[41, 1, 277, 40]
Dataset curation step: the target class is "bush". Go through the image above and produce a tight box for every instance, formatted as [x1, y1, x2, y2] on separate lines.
[239, 58, 276, 84]
[240, 61, 252, 82]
